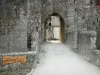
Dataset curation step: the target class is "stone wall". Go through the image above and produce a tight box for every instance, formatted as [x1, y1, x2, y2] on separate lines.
[0, 0, 28, 53]
[90, 5, 100, 67]
[96, 8, 100, 50]
[27, 0, 41, 52]
[0, 0, 100, 74]
[74, 0, 97, 59]
[0, 0, 41, 52]
[41, 0, 75, 46]
[0, 0, 41, 74]
[0, 51, 36, 75]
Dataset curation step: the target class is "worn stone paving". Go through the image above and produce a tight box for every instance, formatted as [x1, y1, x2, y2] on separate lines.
[27, 43, 100, 75]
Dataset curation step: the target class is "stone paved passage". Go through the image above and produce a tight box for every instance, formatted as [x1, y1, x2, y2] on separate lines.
[27, 43, 100, 75]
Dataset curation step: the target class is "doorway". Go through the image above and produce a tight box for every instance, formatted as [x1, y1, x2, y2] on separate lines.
[44, 13, 64, 43]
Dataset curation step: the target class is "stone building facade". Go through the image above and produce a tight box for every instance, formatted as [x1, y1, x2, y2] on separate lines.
[0, 0, 100, 74]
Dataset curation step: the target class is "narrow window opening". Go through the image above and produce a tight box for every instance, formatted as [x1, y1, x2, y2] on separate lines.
[27, 34, 32, 51]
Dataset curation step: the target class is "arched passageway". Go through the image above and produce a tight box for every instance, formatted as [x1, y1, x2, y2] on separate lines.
[27, 43, 100, 75]
[44, 13, 65, 43]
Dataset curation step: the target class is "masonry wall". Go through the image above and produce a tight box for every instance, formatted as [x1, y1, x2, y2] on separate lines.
[0, 0, 28, 53]
[0, 0, 41, 53]
[0, 0, 98, 60]
[73, 0, 97, 60]
[0, 0, 41, 74]
[0, 0, 100, 74]
[41, 0, 76, 47]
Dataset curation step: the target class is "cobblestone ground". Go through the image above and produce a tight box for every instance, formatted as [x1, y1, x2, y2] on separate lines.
[27, 43, 100, 75]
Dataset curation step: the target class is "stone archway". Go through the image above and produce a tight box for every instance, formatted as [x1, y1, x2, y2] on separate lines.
[43, 12, 65, 43]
